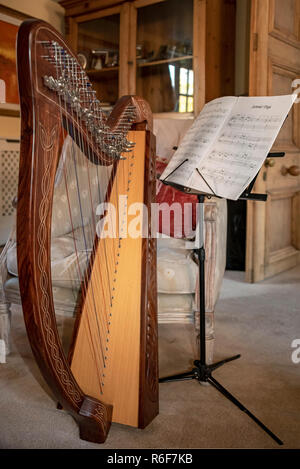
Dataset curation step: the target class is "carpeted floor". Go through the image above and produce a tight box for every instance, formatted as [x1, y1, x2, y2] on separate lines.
[0, 267, 299, 449]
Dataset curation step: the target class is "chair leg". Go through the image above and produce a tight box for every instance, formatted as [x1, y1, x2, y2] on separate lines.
[0, 302, 11, 359]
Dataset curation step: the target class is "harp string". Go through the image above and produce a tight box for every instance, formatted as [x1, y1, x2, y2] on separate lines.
[65, 86, 107, 392]
[66, 57, 110, 377]
[54, 49, 106, 391]
[61, 160, 104, 390]
[61, 51, 128, 389]
[78, 78, 122, 357]
[77, 82, 114, 342]
[49, 43, 136, 395]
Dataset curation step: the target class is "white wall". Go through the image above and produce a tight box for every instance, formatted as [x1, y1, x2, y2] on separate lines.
[1, 0, 64, 31]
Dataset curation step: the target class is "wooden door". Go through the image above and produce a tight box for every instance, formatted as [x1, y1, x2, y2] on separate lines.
[246, 0, 300, 282]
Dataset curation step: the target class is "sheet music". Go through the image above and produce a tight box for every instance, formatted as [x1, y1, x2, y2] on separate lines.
[160, 97, 237, 184]
[160, 94, 297, 200]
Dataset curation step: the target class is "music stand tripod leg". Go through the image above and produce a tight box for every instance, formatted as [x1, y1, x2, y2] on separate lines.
[207, 375, 283, 445]
[159, 193, 283, 446]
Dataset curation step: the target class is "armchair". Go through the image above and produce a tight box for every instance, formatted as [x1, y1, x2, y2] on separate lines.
[154, 117, 227, 363]
[0, 118, 227, 365]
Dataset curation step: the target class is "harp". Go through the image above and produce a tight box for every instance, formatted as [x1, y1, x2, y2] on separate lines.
[16, 20, 158, 443]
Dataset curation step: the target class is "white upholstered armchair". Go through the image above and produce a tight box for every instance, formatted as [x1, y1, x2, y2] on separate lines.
[0, 118, 227, 364]
[154, 117, 227, 363]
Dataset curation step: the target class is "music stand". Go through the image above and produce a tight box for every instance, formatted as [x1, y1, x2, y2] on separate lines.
[159, 152, 285, 446]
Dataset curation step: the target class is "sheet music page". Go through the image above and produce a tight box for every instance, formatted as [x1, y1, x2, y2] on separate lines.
[161, 94, 297, 200]
[160, 96, 237, 189]
[188, 94, 297, 199]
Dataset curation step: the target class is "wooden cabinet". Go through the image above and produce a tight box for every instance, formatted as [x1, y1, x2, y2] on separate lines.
[135, 0, 195, 114]
[60, 0, 206, 116]
[60, 0, 235, 116]
[76, 10, 121, 110]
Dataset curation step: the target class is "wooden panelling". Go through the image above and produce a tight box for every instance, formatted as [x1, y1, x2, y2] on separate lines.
[270, 66, 296, 147]
[205, 0, 236, 102]
[292, 191, 300, 249]
[268, 194, 292, 252]
[247, 0, 300, 282]
[60, 0, 125, 17]
[193, 0, 206, 114]
[269, 0, 300, 45]
[274, 0, 295, 37]
[119, 2, 130, 96]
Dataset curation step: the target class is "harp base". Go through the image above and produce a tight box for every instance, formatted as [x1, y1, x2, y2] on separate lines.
[56, 397, 113, 443]
[77, 395, 113, 444]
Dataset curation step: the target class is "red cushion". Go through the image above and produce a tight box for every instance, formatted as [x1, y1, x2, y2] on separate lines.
[156, 161, 197, 239]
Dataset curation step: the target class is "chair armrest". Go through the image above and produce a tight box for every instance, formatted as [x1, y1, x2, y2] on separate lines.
[195, 198, 227, 313]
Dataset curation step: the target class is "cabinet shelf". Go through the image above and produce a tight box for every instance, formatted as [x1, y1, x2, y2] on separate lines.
[138, 55, 193, 68]
[86, 67, 119, 79]
[86, 55, 193, 79]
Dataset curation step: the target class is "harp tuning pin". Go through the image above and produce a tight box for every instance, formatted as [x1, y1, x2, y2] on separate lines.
[71, 95, 80, 108]
[43, 75, 57, 91]
[86, 111, 94, 121]
[81, 107, 89, 118]
[125, 142, 135, 149]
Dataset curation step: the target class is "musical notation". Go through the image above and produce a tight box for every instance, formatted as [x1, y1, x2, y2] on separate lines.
[207, 150, 258, 169]
[217, 132, 269, 151]
[160, 94, 297, 200]
[160, 96, 236, 183]
[226, 113, 282, 131]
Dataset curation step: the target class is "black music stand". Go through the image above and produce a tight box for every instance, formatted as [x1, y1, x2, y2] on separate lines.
[159, 152, 285, 446]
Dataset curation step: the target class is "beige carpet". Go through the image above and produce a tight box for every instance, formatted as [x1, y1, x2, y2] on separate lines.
[0, 267, 300, 449]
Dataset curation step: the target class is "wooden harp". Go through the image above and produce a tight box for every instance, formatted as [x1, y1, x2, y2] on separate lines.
[16, 19, 158, 443]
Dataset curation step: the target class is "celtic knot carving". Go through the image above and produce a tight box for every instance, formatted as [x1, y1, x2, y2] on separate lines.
[94, 403, 108, 431]
[145, 149, 159, 402]
[36, 121, 81, 406]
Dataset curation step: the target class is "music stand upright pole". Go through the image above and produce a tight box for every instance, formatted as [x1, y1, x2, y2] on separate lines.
[198, 194, 206, 367]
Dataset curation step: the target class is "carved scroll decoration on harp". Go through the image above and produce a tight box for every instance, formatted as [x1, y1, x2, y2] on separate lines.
[16, 19, 158, 444]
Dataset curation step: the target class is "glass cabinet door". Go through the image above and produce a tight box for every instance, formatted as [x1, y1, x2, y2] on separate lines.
[77, 14, 120, 112]
[136, 0, 194, 114]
